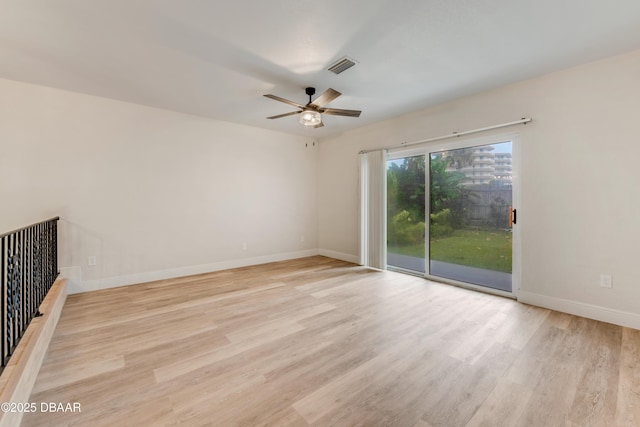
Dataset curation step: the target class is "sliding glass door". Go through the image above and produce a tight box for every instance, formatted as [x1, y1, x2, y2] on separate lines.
[428, 142, 513, 292]
[386, 155, 426, 273]
[387, 138, 517, 294]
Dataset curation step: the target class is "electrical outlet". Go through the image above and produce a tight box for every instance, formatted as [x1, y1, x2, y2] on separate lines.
[88, 256, 97, 266]
[600, 274, 612, 288]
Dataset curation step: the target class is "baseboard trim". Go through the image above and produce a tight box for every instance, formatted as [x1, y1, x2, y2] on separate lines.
[0, 278, 67, 427]
[67, 249, 320, 294]
[518, 291, 640, 330]
[318, 249, 360, 264]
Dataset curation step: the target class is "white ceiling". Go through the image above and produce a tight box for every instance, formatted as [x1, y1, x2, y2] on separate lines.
[2, 0, 640, 138]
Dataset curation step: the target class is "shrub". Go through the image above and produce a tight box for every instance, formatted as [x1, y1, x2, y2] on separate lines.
[388, 210, 425, 245]
[430, 209, 454, 237]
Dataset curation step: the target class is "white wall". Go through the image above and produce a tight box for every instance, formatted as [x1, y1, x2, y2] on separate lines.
[318, 49, 640, 328]
[0, 78, 318, 293]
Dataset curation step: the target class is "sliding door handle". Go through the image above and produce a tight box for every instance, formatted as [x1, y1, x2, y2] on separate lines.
[509, 207, 517, 227]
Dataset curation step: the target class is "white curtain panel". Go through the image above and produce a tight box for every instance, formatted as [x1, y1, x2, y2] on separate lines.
[359, 150, 387, 269]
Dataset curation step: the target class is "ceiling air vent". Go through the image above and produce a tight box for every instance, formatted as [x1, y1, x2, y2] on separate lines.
[328, 56, 357, 75]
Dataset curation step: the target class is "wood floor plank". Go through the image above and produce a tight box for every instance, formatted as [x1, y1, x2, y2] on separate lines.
[292, 337, 420, 424]
[465, 379, 533, 427]
[614, 327, 640, 426]
[309, 341, 448, 426]
[21, 256, 640, 427]
[568, 321, 621, 425]
[515, 316, 597, 426]
[153, 321, 305, 383]
[421, 342, 519, 427]
[31, 355, 124, 394]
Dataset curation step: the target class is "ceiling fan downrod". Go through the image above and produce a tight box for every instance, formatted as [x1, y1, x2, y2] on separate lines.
[305, 87, 316, 104]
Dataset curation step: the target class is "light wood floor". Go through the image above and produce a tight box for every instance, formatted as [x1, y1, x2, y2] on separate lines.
[23, 256, 640, 426]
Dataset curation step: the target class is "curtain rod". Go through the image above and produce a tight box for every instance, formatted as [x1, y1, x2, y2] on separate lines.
[359, 117, 532, 154]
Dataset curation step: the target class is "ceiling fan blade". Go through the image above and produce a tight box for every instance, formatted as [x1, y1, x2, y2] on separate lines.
[264, 94, 305, 109]
[313, 121, 324, 128]
[310, 88, 341, 108]
[322, 108, 361, 117]
[266, 110, 302, 119]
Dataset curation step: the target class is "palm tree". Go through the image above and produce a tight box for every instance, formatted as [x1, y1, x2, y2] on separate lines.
[429, 154, 466, 214]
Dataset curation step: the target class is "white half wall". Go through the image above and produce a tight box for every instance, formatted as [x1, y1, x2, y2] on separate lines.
[0, 78, 319, 292]
[318, 49, 640, 326]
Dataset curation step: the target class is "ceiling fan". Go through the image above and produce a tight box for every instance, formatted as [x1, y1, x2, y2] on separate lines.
[264, 87, 361, 128]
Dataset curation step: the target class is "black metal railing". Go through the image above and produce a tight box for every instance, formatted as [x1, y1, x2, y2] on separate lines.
[0, 217, 59, 370]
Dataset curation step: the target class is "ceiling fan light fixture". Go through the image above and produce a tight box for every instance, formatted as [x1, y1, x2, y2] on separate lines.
[299, 110, 322, 126]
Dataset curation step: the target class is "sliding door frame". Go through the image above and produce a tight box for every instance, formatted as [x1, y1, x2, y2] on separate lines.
[387, 131, 521, 299]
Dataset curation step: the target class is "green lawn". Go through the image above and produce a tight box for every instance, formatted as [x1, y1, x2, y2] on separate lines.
[388, 228, 512, 273]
